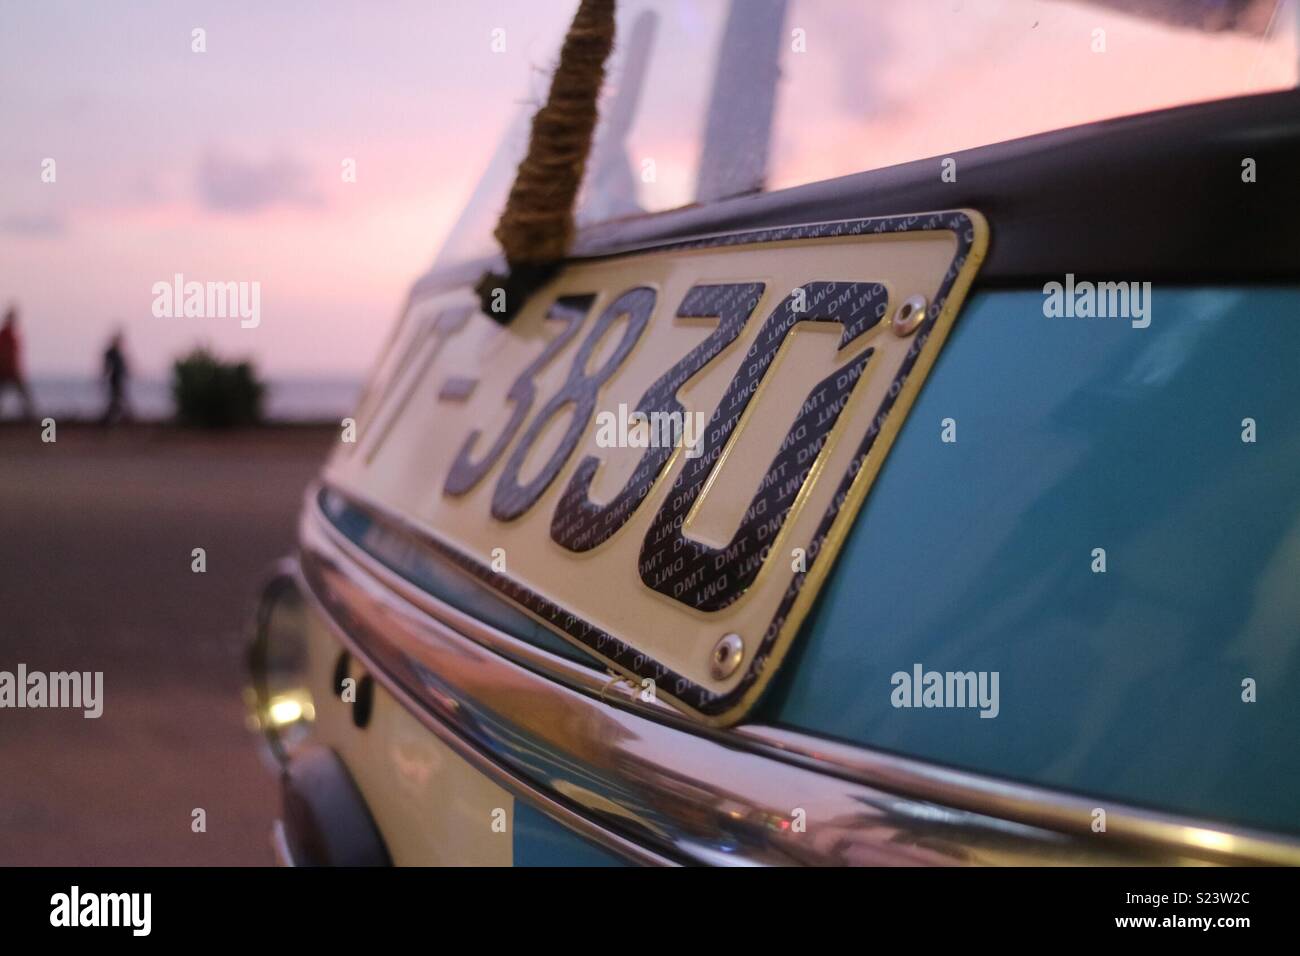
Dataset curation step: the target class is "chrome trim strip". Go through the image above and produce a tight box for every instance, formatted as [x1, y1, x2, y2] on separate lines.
[735, 727, 1300, 867]
[270, 821, 296, 867]
[312, 484, 696, 725]
[298, 489, 1300, 866]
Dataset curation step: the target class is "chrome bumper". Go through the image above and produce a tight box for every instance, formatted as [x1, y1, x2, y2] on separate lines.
[258, 484, 1300, 866]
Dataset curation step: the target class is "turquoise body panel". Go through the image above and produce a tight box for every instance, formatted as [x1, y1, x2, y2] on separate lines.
[758, 287, 1300, 835]
[512, 802, 628, 867]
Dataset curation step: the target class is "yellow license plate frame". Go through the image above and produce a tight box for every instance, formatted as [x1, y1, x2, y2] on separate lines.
[328, 211, 988, 725]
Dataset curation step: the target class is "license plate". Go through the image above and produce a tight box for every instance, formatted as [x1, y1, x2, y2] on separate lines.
[327, 211, 988, 724]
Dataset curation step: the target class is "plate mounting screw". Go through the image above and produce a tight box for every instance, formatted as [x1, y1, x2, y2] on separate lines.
[891, 294, 928, 336]
[710, 633, 744, 680]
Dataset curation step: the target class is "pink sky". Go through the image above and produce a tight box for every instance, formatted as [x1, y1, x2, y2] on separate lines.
[1, 0, 1294, 379]
[0, 1, 573, 378]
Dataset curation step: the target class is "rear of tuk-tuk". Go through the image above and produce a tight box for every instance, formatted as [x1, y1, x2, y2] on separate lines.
[247, 0, 1300, 865]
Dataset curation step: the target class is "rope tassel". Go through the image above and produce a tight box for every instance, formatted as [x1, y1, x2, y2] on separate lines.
[477, 0, 617, 323]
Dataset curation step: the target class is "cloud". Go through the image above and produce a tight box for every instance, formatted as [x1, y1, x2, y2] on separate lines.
[195, 149, 324, 213]
[0, 212, 69, 238]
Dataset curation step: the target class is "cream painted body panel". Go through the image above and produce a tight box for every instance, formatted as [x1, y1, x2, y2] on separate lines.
[299, 601, 513, 866]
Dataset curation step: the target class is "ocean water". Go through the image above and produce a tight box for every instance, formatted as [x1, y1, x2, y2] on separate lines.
[8, 377, 364, 423]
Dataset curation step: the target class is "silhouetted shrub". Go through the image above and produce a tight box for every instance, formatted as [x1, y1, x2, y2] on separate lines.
[172, 348, 265, 428]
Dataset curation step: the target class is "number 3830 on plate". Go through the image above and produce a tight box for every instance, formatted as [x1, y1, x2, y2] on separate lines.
[328, 211, 988, 724]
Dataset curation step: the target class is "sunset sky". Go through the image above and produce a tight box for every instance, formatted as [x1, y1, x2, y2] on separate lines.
[1, 0, 1294, 380]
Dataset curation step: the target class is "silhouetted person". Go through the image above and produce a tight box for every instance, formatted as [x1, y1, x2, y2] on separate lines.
[0, 306, 36, 421]
[100, 331, 132, 426]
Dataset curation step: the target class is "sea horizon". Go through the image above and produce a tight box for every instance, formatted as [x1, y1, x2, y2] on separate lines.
[6, 375, 365, 424]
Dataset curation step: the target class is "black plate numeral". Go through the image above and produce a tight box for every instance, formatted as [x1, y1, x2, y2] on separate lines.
[550, 283, 764, 552]
[490, 288, 655, 521]
[637, 281, 888, 611]
[443, 295, 592, 497]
